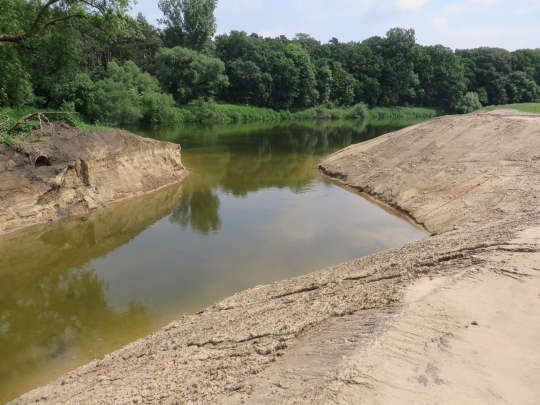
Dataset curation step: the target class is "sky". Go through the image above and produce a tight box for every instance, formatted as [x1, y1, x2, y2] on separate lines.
[130, 0, 540, 51]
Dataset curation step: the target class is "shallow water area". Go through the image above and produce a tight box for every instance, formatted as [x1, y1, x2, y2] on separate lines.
[0, 118, 428, 403]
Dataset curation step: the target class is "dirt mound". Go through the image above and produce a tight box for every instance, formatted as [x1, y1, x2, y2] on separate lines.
[0, 122, 188, 234]
[320, 109, 540, 235]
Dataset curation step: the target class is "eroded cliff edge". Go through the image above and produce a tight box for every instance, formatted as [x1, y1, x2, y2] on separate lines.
[10, 110, 540, 405]
[0, 122, 188, 234]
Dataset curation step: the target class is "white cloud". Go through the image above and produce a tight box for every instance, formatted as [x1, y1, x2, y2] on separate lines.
[395, 0, 431, 10]
[515, 4, 540, 15]
[219, 0, 263, 13]
[432, 17, 447, 26]
[470, 0, 497, 4]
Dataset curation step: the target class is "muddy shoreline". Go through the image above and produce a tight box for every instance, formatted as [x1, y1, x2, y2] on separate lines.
[9, 110, 540, 404]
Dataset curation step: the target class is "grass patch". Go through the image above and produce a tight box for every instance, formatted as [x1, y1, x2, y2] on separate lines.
[175, 103, 446, 124]
[367, 106, 444, 119]
[175, 102, 286, 123]
[0, 107, 114, 146]
[486, 103, 540, 115]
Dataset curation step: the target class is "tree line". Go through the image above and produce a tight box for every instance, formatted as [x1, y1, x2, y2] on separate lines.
[1, 0, 540, 124]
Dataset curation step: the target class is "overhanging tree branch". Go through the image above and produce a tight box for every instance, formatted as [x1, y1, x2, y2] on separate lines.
[36, 14, 86, 37]
[79, 0, 107, 14]
[0, 13, 85, 45]
[0, 0, 130, 46]
[0, 33, 26, 43]
[28, 0, 63, 35]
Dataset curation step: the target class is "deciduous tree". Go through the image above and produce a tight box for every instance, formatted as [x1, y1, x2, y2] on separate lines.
[158, 0, 217, 51]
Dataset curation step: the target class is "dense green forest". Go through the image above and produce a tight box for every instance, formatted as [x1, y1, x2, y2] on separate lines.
[1, 0, 540, 126]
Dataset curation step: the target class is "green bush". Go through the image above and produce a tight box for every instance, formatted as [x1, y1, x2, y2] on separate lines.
[86, 61, 178, 125]
[91, 79, 143, 124]
[348, 103, 368, 119]
[16, 120, 42, 133]
[368, 106, 440, 119]
[190, 98, 223, 122]
[329, 109, 344, 119]
[0, 131, 15, 146]
[279, 110, 293, 120]
[457, 92, 482, 114]
[141, 92, 178, 123]
[49, 73, 95, 115]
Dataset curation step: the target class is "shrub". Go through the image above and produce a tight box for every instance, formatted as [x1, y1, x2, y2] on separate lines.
[348, 103, 368, 119]
[141, 92, 178, 123]
[85, 61, 180, 125]
[191, 98, 222, 122]
[329, 109, 344, 119]
[0, 132, 15, 146]
[457, 92, 482, 114]
[49, 73, 95, 115]
[91, 80, 142, 124]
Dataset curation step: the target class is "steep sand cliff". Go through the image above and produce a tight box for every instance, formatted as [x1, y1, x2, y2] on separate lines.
[0, 122, 188, 234]
[9, 110, 540, 404]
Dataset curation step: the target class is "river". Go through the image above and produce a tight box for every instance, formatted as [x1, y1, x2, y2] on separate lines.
[0, 118, 428, 403]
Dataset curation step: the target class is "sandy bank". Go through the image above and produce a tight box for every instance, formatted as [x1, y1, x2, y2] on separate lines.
[9, 110, 540, 404]
[320, 109, 540, 236]
[0, 122, 188, 235]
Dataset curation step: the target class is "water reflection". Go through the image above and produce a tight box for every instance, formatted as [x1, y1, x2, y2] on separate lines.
[0, 183, 183, 402]
[0, 265, 149, 395]
[0, 118, 428, 403]
[171, 186, 222, 235]
[138, 119, 425, 199]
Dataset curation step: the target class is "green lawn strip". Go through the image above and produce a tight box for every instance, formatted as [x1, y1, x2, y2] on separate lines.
[485, 103, 540, 114]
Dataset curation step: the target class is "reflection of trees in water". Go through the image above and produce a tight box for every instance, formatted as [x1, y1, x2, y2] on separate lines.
[159, 119, 423, 230]
[215, 122, 374, 197]
[273, 122, 358, 155]
[131, 117, 420, 151]
[0, 184, 183, 403]
[170, 186, 222, 235]
[0, 265, 149, 400]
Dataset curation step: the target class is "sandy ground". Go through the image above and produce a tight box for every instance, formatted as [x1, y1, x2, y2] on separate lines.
[9, 110, 540, 404]
[0, 122, 187, 235]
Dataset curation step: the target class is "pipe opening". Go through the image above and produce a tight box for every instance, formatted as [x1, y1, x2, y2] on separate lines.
[35, 155, 51, 167]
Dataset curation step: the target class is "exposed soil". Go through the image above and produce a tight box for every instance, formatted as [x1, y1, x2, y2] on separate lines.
[320, 109, 540, 236]
[0, 122, 188, 235]
[8, 110, 540, 404]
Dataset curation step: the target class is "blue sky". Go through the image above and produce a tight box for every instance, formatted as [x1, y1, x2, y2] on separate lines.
[131, 0, 540, 51]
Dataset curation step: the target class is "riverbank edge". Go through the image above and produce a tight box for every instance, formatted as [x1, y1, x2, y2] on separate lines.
[160, 103, 445, 124]
[0, 106, 445, 146]
[320, 166, 431, 234]
[0, 123, 189, 235]
[9, 109, 540, 404]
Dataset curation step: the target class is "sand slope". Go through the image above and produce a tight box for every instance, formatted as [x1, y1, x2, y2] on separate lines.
[321, 109, 540, 235]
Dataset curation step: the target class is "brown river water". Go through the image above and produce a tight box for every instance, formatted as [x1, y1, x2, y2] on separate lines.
[0, 119, 428, 403]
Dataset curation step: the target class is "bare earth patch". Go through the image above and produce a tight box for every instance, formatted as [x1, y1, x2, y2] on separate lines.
[8, 110, 540, 404]
[0, 122, 188, 235]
